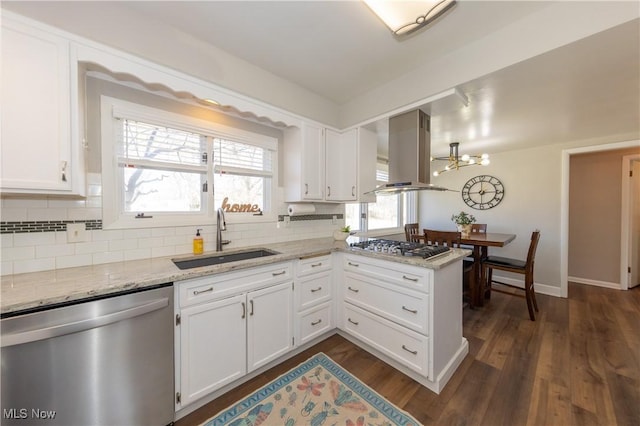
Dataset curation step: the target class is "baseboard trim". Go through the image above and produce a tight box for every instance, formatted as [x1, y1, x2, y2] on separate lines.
[568, 276, 622, 290]
[491, 274, 562, 297]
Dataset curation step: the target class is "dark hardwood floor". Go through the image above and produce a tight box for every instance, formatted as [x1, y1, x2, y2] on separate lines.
[176, 282, 640, 426]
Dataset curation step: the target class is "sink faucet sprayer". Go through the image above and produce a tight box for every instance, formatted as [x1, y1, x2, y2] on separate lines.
[216, 208, 231, 251]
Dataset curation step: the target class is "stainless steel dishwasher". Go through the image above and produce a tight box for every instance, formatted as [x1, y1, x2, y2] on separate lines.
[1, 283, 174, 426]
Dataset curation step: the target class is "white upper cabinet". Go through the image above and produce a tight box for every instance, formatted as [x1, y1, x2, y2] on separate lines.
[284, 125, 376, 203]
[284, 123, 325, 201]
[325, 128, 357, 202]
[1, 15, 85, 196]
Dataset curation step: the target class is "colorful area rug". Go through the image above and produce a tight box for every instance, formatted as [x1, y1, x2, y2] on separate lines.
[202, 352, 421, 426]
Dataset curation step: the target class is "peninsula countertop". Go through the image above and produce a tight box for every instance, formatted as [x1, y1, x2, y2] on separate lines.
[1, 237, 470, 315]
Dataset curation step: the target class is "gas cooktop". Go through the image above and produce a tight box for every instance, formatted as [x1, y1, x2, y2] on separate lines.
[349, 238, 450, 260]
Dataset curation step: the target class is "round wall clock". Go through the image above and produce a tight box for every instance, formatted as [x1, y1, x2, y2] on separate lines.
[461, 175, 504, 210]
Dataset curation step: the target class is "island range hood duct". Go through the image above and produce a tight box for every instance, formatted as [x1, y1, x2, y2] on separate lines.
[370, 109, 450, 194]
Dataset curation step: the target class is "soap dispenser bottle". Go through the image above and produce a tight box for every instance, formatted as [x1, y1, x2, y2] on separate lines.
[193, 228, 203, 255]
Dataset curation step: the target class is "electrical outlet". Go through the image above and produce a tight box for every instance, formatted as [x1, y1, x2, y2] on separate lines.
[67, 223, 89, 243]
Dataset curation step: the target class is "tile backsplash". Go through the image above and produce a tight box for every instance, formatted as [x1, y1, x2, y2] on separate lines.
[0, 174, 343, 276]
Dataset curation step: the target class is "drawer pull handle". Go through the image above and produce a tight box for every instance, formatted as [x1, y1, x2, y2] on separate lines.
[402, 306, 418, 314]
[402, 345, 418, 355]
[348, 262, 360, 267]
[250, 300, 254, 316]
[311, 262, 323, 267]
[311, 319, 322, 326]
[241, 302, 246, 319]
[402, 275, 419, 282]
[272, 270, 286, 276]
[193, 287, 213, 295]
[347, 286, 359, 293]
[311, 287, 322, 293]
[348, 318, 359, 326]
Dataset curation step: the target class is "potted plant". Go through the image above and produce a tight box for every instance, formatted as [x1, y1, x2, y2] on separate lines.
[451, 211, 476, 236]
[333, 225, 352, 241]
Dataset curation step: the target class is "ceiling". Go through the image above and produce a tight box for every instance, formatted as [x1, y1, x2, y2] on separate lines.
[3, 1, 639, 157]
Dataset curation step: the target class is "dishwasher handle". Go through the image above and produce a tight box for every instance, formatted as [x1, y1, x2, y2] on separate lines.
[1, 297, 169, 348]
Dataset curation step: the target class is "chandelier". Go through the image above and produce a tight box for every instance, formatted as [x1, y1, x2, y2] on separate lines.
[363, 0, 457, 36]
[431, 142, 490, 176]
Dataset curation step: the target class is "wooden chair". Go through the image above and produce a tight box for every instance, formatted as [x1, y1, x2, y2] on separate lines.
[424, 229, 475, 306]
[470, 223, 487, 234]
[404, 223, 424, 242]
[482, 230, 541, 321]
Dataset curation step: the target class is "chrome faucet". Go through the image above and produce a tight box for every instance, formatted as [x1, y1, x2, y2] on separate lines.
[216, 208, 230, 251]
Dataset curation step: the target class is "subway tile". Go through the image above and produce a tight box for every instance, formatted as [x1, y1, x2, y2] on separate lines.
[1, 261, 14, 276]
[93, 251, 124, 265]
[1, 208, 28, 222]
[75, 240, 109, 254]
[164, 235, 189, 246]
[123, 248, 151, 261]
[1, 234, 13, 248]
[36, 244, 75, 258]
[152, 227, 176, 237]
[3, 199, 47, 208]
[14, 257, 55, 274]
[109, 239, 138, 251]
[126, 229, 152, 239]
[56, 254, 93, 270]
[138, 237, 164, 249]
[2, 246, 34, 261]
[91, 229, 124, 241]
[27, 208, 68, 221]
[68, 208, 101, 221]
[14, 232, 56, 247]
[48, 199, 86, 208]
[152, 246, 175, 257]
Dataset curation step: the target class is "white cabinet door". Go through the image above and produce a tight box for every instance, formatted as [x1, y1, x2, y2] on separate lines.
[325, 129, 357, 201]
[301, 124, 325, 200]
[284, 123, 324, 201]
[247, 282, 293, 372]
[1, 17, 83, 195]
[179, 294, 246, 407]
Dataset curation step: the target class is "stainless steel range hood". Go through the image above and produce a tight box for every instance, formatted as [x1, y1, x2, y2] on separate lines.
[369, 109, 449, 194]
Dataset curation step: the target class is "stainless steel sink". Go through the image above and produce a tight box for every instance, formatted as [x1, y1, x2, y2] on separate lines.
[172, 249, 280, 270]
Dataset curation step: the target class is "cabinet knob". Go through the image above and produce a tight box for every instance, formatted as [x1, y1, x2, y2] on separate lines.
[327, 186, 331, 197]
[352, 186, 355, 196]
[305, 183, 309, 195]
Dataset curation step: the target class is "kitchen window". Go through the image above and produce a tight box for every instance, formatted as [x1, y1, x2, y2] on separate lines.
[345, 162, 407, 235]
[101, 97, 277, 229]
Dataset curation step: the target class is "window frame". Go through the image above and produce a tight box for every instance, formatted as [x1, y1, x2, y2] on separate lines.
[101, 96, 277, 229]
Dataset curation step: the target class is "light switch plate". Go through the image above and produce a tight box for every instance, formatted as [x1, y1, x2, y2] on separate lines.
[67, 223, 89, 243]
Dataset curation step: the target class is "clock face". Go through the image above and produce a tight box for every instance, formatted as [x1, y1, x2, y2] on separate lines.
[461, 175, 504, 210]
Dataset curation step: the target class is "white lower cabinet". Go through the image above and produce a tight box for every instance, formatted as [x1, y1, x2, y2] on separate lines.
[294, 254, 333, 345]
[179, 294, 246, 407]
[339, 253, 467, 392]
[247, 283, 294, 371]
[176, 263, 293, 409]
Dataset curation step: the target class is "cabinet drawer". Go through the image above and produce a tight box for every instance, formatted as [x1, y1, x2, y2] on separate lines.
[344, 303, 430, 378]
[297, 302, 333, 346]
[178, 262, 292, 308]
[344, 273, 428, 335]
[297, 253, 332, 276]
[296, 271, 332, 311]
[343, 254, 431, 292]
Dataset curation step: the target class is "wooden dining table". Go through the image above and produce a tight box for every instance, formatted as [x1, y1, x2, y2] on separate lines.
[460, 232, 516, 307]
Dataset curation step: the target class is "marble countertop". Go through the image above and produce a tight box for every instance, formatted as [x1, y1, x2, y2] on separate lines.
[1, 237, 470, 316]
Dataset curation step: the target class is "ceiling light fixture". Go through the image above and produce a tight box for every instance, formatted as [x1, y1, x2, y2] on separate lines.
[431, 142, 490, 176]
[363, 0, 457, 36]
